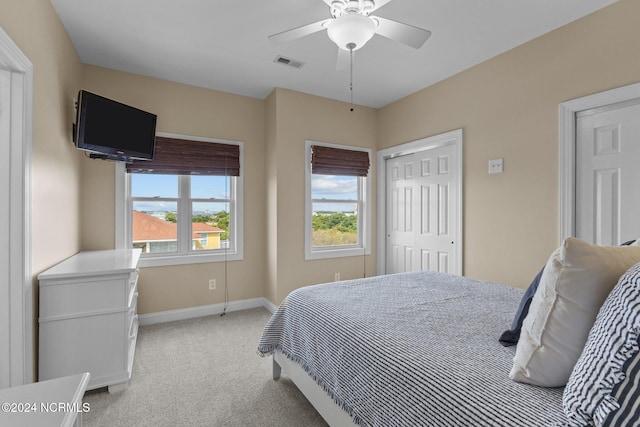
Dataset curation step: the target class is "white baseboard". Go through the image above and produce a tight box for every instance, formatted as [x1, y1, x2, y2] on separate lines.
[263, 299, 278, 314]
[139, 297, 277, 326]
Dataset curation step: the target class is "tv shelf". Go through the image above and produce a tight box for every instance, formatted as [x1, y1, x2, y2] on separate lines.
[38, 248, 141, 393]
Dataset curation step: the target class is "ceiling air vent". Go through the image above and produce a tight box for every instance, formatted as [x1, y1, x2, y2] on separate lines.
[274, 55, 305, 69]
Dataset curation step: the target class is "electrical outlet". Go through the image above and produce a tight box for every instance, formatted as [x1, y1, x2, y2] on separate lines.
[334, 273, 340, 281]
[208, 279, 216, 290]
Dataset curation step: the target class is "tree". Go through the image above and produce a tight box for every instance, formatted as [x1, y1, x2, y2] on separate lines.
[192, 214, 212, 223]
[312, 212, 357, 233]
[212, 211, 230, 241]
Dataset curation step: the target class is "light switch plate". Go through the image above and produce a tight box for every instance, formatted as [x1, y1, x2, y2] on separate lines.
[488, 158, 504, 174]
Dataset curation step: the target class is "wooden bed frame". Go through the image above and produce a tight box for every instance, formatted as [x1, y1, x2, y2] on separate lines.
[273, 351, 358, 426]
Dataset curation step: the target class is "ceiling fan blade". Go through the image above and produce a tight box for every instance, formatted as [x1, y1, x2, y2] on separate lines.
[373, 16, 431, 49]
[336, 48, 350, 71]
[268, 19, 331, 44]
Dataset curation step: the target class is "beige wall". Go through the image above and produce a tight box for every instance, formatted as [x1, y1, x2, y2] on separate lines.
[80, 66, 266, 314]
[264, 91, 279, 304]
[78, 72, 377, 310]
[0, 0, 84, 273]
[377, 0, 640, 289]
[0, 0, 84, 379]
[266, 89, 378, 303]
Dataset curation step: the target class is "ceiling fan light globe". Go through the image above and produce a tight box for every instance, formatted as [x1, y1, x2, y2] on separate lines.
[327, 14, 376, 51]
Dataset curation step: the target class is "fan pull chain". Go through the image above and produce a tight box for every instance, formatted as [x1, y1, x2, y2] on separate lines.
[348, 43, 355, 112]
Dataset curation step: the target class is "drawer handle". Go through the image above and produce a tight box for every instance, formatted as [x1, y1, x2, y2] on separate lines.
[129, 315, 138, 339]
[129, 292, 139, 311]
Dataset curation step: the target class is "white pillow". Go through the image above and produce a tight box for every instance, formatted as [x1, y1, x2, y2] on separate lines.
[509, 237, 640, 387]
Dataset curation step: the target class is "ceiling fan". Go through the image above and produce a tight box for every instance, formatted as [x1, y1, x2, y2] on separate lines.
[268, 0, 431, 68]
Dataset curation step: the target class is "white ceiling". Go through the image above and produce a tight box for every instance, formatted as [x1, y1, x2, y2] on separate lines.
[50, 0, 618, 109]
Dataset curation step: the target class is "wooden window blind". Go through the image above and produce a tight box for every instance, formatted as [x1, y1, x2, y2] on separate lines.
[310, 145, 370, 177]
[126, 136, 240, 176]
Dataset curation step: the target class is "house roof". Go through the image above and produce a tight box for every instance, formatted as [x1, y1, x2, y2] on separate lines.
[133, 211, 222, 242]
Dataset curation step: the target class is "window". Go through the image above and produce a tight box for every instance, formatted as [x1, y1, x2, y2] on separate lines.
[117, 133, 243, 267]
[305, 141, 371, 260]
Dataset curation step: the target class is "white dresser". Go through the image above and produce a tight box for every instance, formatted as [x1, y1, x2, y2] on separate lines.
[38, 249, 141, 393]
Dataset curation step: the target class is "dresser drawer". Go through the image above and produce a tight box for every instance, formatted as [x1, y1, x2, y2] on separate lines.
[39, 275, 129, 320]
[127, 315, 139, 377]
[39, 312, 127, 383]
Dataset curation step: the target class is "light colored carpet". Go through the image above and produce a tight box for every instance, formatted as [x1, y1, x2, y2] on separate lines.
[82, 308, 328, 427]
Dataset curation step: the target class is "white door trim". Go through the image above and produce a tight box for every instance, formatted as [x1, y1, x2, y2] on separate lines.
[559, 82, 640, 244]
[377, 129, 463, 276]
[0, 25, 34, 387]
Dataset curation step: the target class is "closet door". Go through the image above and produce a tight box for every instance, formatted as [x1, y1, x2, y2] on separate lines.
[576, 101, 640, 245]
[386, 142, 458, 274]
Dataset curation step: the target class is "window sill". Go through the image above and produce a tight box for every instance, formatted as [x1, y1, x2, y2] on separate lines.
[305, 247, 371, 261]
[138, 251, 243, 268]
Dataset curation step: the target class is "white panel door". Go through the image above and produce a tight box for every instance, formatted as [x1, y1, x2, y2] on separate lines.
[0, 69, 11, 388]
[414, 146, 457, 273]
[386, 143, 458, 274]
[576, 101, 640, 245]
[386, 154, 416, 273]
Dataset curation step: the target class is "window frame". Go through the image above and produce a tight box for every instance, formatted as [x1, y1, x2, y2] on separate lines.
[304, 140, 372, 260]
[116, 132, 244, 267]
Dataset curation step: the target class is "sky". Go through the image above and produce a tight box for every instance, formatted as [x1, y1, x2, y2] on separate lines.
[131, 173, 359, 214]
[132, 174, 229, 198]
[131, 174, 230, 213]
[311, 175, 358, 200]
[312, 175, 359, 213]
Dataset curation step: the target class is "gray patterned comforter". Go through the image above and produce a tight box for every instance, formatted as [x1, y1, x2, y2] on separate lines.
[258, 270, 566, 427]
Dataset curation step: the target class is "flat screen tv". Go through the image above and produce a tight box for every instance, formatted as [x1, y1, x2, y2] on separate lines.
[74, 90, 157, 161]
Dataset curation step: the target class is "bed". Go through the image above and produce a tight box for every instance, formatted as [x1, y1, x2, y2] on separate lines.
[258, 270, 567, 427]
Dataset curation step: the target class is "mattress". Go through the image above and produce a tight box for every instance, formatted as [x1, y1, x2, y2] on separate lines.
[258, 270, 566, 426]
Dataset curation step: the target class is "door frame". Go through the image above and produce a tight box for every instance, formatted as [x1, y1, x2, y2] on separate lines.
[559, 82, 640, 244]
[0, 25, 34, 387]
[377, 129, 463, 276]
